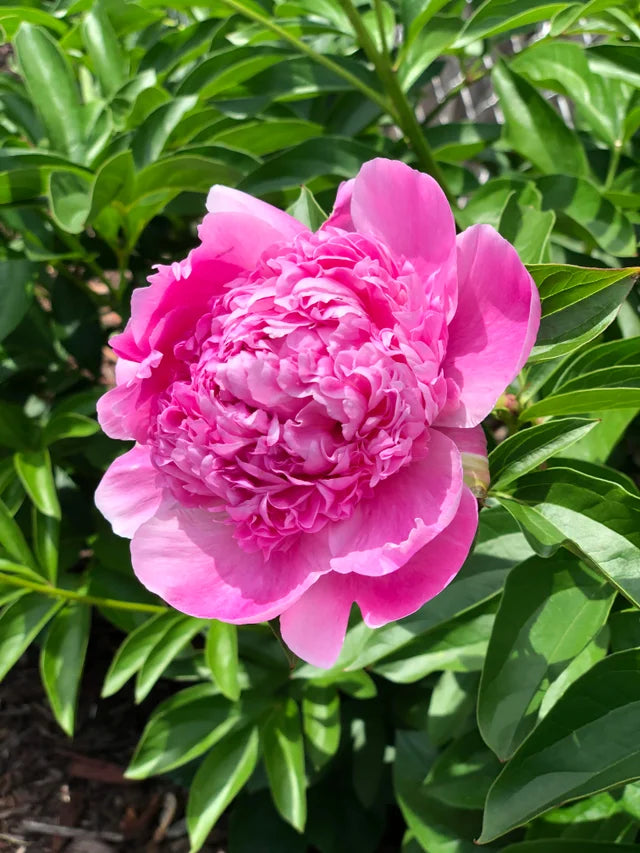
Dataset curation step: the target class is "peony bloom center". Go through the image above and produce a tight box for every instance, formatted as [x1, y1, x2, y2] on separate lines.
[149, 226, 449, 555]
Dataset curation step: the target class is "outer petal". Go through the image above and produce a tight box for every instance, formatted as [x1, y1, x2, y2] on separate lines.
[95, 445, 164, 538]
[196, 211, 297, 272]
[322, 178, 355, 230]
[328, 428, 463, 577]
[355, 486, 479, 627]
[435, 425, 490, 496]
[436, 225, 541, 428]
[348, 158, 457, 320]
[280, 573, 353, 668]
[206, 184, 309, 239]
[130, 503, 330, 623]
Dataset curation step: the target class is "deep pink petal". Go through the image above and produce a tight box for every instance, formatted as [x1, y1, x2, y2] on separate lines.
[130, 503, 330, 623]
[280, 573, 353, 668]
[206, 185, 309, 239]
[322, 178, 355, 231]
[349, 158, 457, 319]
[95, 445, 164, 538]
[436, 225, 541, 428]
[355, 486, 479, 627]
[328, 428, 463, 577]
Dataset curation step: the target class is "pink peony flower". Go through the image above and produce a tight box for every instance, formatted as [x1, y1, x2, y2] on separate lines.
[95, 159, 540, 668]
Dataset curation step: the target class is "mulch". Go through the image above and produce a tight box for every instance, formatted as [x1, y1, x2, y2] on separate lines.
[0, 626, 225, 853]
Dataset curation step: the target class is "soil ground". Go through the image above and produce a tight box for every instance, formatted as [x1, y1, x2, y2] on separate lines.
[0, 629, 224, 853]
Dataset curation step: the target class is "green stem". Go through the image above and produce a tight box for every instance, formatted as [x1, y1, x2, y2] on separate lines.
[217, 0, 391, 114]
[0, 571, 167, 614]
[336, 0, 456, 206]
[605, 143, 622, 190]
[372, 0, 390, 63]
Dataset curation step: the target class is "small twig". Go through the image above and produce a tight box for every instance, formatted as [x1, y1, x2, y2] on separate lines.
[153, 792, 177, 843]
[21, 820, 124, 843]
[0, 831, 27, 847]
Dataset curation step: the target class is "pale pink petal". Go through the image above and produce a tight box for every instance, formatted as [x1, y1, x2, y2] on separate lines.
[97, 382, 147, 441]
[280, 573, 353, 668]
[349, 158, 457, 319]
[355, 487, 479, 627]
[328, 428, 463, 577]
[130, 503, 330, 623]
[206, 185, 308, 239]
[95, 445, 164, 539]
[436, 225, 541, 428]
[322, 178, 355, 230]
[435, 425, 490, 496]
[196, 211, 295, 271]
[114, 358, 138, 385]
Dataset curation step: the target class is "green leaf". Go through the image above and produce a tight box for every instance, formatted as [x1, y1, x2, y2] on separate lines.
[286, 186, 327, 231]
[87, 150, 135, 223]
[212, 119, 323, 156]
[302, 684, 341, 771]
[455, 0, 570, 47]
[477, 553, 613, 760]
[427, 670, 479, 747]
[101, 611, 175, 697]
[135, 615, 205, 703]
[187, 725, 259, 853]
[32, 509, 59, 583]
[39, 603, 90, 736]
[133, 154, 244, 200]
[43, 412, 100, 445]
[205, 620, 240, 702]
[0, 259, 35, 343]
[492, 61, 589, 177]
[490, 418, 598, 490]
[425, 729, 501, 810]
[47, 171, 92, 233]
[528, 266, 636, 361]
[499, 467, 640, 607]
[240, 136, 384, 196]
[262, 698, 307, 831]
[371, 599, 498, 683]
[394, 730, 480, 853]
[537, 176, 635, 257]
[0, 593, 63, 682]
[424, 123, 502, 164]
[522, 366, 640, 419]
[531, 264, 638, 318]
[130, 96, 198, 169]
[14, 24, 85, 160]
[498, 194, 555, 264]
[397, 15, 459, 91]
[563, 409, 638, 465]
[127, 685, 241, 779]
[538, 626, 609, 718]
[14, 449, 60, 519]
[555, 338, 640, 386]
[479, 649, 640, 842]
[176, 46, 289, 99]
[587, 44, 640, 89]
[511, 38, 630, 149]
[81, 3, 127, 97]
[0, 498, 37, 571]
[0, 6, 67, 39]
